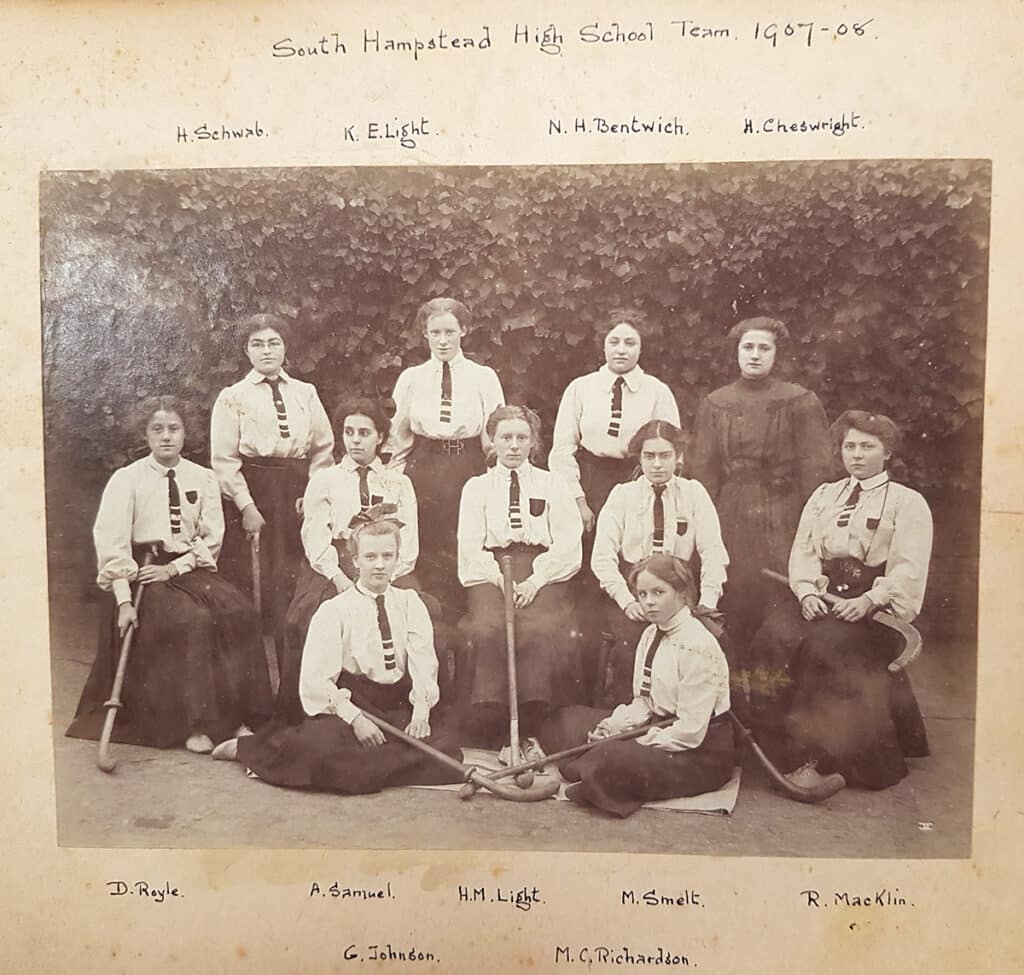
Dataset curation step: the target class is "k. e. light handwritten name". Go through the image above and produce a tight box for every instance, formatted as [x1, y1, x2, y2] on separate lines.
[106, 880, 181, 903]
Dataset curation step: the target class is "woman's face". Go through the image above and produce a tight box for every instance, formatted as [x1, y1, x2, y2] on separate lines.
[492, 418, 533, 469]
[342, 413, 383, 466]
[841, 427, 889, 480]
[634, 569, 687, 626]
[604, 322, 642, 374]
[737, 328, 777, 379]
[639, 436, 679, 486]
[353, 532, 399, 593]
[145, 410, 185, 466]
[246, 327, 286, 376]
[424, 312, 464, 362]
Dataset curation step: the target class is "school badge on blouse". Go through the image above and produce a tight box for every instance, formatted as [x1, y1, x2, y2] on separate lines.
[185, 490, 198, 504]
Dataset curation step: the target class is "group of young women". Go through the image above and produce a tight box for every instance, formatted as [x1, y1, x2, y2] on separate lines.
[66, 300, 934, 817]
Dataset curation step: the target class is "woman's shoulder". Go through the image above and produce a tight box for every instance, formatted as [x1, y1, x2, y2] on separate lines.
[889, 481, 931, 512]
[179, 457, 216, 479]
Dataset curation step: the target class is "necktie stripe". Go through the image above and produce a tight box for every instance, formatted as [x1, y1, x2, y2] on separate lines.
[836, 483, 862, 527]
[376, 594, 397, 671]
[640, 629, 665, 697]
[440, 362, 452, 424]
[652, 484, 666, 552]
[607, 376, 625, 437]
[509, 469, 523, 530]
[167, 469, 182, 535]
[357, 466, 371, 510]
[266, 378, 290, 439]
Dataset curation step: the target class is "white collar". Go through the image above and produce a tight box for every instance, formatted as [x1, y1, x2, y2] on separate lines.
[245, 367, 291, 384]
[495, 460, 532, 481]
[145, 454, 182, 475]
[657, 605, 693, 633]
[429, 351, 466, 372]
[849, 471, 889, 492]
[598, 363, 644, 392]
[354, 580, 391, 600]
[340, 454, 383, 473]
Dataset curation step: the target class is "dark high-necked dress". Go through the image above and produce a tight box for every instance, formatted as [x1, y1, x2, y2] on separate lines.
[689, 377, 835, 681]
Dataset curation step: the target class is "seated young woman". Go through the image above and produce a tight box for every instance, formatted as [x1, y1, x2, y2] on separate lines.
[213, 516, 463, 795]
[748, 410, 932, 792]
[277, 399, 421, 722]
[454, 405, 585, 749]
[67, 396, 272, 753]
[537, 554, 735, 818]
[590, 419, 729, 704]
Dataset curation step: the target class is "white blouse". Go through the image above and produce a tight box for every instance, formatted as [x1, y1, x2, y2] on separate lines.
[549, 365, 680, 498]
[592, 475, 729, 610]
[210, 368, 335, 512]
[301, 456, 419, 583]
[93, 455, 223, 605]
[788, 472, 933, 622]
[384, 352, 505, 472]
[298, 584, 440, 723]
[602, 607, 731, 753]
[457, 461, 583, 591]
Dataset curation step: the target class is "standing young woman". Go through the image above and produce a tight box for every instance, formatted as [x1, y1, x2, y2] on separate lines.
[210, 314, 334, 663]
[749, 411, 932, 791]
[277, 399, 420, 722]
[689, 317, 834, 689]
[549, 310, 680, 700]
[67, 397, 272, 752]
[384, 298, 504, 617]
[537, 555, 734, 818]
[455, 405, 584, 747]
[591, 419, 729, 703]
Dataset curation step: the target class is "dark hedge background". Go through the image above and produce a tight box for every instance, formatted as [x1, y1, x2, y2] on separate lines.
[41, 160, 990, 583]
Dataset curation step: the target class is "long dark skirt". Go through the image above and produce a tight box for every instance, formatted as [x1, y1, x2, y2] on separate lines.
[406, 435, 486, 621]
[67, 570, 273, 748]
[275, 550, 434, 724]
[537, 705, 735, 818]
[236, 673, 463, 794]
[454, 545, 584, 745]
[219, 456, 307, 656]
[748, 601, 930, 789]
[575, 450, 637, 701]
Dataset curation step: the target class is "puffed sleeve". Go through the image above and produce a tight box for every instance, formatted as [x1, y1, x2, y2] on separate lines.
[478, 365, 505, 453]
[640, 643, 724, 753]
[654, 377, 681, 426]
[395, 473, 419, 579]
[457, 476, 502, 589]
[792, 390, 836, 503]
[688, 396, 722, 500]
[602, 627, 658, 733]
[306, 385, 336, 477]
[690, 480, 729, 609]
[788, 484, 831, 602]
[301, 468, 345, 583]
[384, 368, 415, 474]
[548, 379, 585, 499]
[527, 472, 582, 590]
[591, 484, 633, 610]
[210, 387, 253, 512]
[404, 592, 440, 721]
[867, 488, 933, 621]
[298, 599, 356, 720]
[93, 467, 138, 605]
[176, 468, 222, 574]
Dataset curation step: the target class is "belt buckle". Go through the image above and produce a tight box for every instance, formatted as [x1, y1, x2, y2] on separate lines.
[442, 438, 464, 456]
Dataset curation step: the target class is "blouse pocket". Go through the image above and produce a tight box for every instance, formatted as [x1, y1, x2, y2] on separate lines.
[676, 518, 689, 536]
[185, 489, 199, 505]
[529, 498, 547, 517]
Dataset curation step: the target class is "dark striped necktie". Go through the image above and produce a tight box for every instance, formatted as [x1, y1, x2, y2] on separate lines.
[266, 377, 290, 439]
[607, 375, 625, 437]
[652, 484, 667, 552]
[640, 629, 665, 697]
[376, 594, 397, 671]
[357, 466, 371, 510]
[836, 482, 862, 528]
[440, 361, 452, 424]
[167, 468, 182, 535]
[508, 469, 522, 530]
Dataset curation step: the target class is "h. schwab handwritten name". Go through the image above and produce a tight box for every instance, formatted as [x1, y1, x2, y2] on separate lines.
[457, 884, 543, 911]
[802, 888, 912, 908]
[550, 116, 686, 136]
[177, 122, 268, 144]
[621, 888, 703, 908]
[309, 881, 396, 899]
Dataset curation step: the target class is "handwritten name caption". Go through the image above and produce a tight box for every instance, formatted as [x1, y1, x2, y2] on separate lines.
[106, 880, 181, 903]
[309, 881, 396, 900]
[801, 888, 914, 908]
[549, 115, 686, 137]
[744, 112, 864, 136]
[343, 944, 438, 964]
[177, 122, 268, 143]
[457, 884, 544, 912]
[621, 887, 704, 908]
[554, 944, 692, 966]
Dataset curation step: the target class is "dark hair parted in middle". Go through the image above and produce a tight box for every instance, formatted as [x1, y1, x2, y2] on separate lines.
[603, 308, 648, 339]
[332, 398, 392, 445]
[626, 554, 697, 608]
[628, 419, 688, 461]
[830, 410, 901, 457]
[237, 312, 292, 350]
[132, 394, 194, 439]
[486, 405, 543, 461]
[415, 297, 472, 332]
[727, 316, 790, 346]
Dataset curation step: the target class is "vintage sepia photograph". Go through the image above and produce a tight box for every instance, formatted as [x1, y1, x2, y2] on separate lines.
[41, 159, 988, 856]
